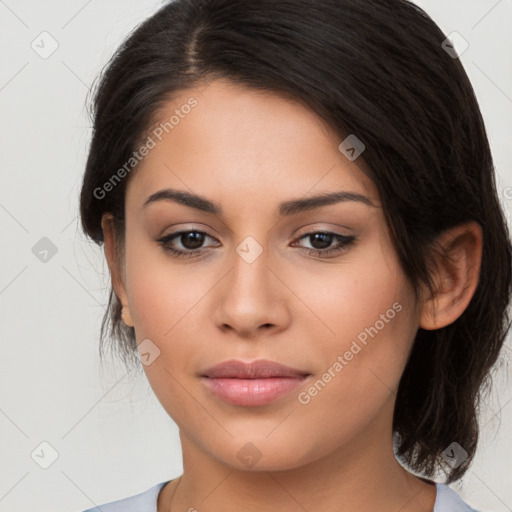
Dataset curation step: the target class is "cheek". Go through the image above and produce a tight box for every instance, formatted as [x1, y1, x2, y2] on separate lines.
[292, 248, 416, 408]
[293, 291, 414, 454]
[123, 240, 216, 404]
[122, 241, 206, 420]
[124, 239, 207, 339]
[293, 248, 410, 353]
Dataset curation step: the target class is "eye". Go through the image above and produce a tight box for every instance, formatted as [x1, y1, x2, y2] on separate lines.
[156, 230, 219, 259]
[292, 231, 357, 257]
[156, 229, 357, 259]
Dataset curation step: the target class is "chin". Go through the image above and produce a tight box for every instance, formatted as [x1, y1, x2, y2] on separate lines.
[209, 434, 330, 473]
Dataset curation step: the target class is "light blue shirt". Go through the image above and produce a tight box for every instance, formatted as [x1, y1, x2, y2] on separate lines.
[81, 480, 480, 512]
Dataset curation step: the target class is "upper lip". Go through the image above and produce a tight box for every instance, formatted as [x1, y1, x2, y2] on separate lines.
[201, 359, 310, 379]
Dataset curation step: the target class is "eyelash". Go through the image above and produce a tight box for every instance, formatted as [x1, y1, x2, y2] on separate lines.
[155, 229, 357, 259]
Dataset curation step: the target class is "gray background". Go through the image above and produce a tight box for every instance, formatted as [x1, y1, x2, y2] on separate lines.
[0, 1, 511, 511]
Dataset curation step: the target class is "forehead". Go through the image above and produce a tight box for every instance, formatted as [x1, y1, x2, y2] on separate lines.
[126, 78, 378, 216]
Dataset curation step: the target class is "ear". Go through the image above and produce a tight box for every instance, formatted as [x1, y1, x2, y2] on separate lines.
[419, 221, 483, 330]
[101, 213, 134, 327]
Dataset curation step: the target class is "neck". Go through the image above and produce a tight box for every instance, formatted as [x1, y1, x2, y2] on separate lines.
[160, 425, 437, 512]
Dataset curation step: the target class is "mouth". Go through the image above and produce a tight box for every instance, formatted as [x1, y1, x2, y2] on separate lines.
[199, 359, 311, 407]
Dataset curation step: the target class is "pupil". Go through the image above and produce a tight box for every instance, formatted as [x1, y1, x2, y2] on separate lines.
[183, 232, 203, 249]
[311, 233, 332, 249]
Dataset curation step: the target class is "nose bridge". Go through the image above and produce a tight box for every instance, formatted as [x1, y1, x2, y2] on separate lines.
[229, 234, 274, 303]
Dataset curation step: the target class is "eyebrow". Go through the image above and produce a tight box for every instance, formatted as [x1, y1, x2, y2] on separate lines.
[142, 187, 375, 216]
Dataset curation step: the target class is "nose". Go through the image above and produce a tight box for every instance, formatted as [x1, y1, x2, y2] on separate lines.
[211, 245, 291, 338]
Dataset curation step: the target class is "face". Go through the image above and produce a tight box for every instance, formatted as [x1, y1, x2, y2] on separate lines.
[108, 78, 422, 471]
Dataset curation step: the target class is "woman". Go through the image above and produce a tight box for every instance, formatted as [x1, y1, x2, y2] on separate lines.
[79, 0, 512, 510]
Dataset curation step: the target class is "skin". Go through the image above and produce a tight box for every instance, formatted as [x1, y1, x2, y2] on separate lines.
[101, 78, 483, 512]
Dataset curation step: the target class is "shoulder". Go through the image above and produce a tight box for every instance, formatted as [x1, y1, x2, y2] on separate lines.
[80, 480, 170, 512]
[434, 483, 480, 512]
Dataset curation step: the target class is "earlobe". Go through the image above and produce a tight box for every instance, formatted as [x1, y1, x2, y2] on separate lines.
[121, 304, 134, 327]
[101, 213, 133, 327]
[419, 221, 483, 331]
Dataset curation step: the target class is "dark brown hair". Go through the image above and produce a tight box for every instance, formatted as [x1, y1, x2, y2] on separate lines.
[79, 0, 512, 483]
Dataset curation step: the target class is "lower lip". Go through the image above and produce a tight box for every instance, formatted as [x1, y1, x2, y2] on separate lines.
[201, 376, 307, 406]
